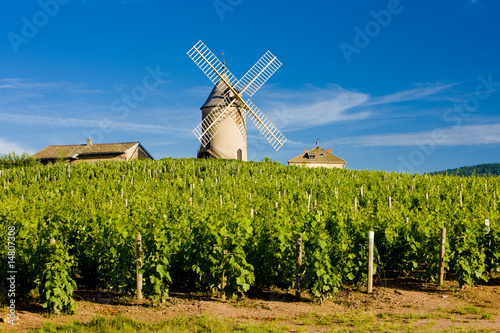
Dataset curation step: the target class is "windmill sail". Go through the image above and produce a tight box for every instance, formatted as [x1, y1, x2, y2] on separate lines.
[187, 40, 238, 89]
[236, 51, 282, 97]
[188, 40, 287, 154]
[240, 99, 286, 151]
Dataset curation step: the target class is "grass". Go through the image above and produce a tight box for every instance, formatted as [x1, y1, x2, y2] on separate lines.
[455, 305, 482, 315]
[480, 312, 493, 320]
[452, 305, 494, 320]
[2, 302, 493, 333]
[29, 315, 289, 333]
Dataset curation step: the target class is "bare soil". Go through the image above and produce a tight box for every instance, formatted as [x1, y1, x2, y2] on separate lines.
[2, 277, 500, 332]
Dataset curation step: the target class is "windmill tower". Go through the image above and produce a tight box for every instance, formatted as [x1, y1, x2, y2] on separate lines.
[187, 40, 287, 161]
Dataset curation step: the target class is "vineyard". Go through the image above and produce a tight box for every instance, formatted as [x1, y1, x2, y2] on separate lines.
[1, 158, 499, 314]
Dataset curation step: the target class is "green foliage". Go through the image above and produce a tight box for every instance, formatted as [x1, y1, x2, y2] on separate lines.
[301, 216, 341, 300]
[433, 163, 500, 177]
[0, 151, 39, 168]
[38, 242, 77, 314]
[141, 230, 172, 302]
[0, 158, 499, 307]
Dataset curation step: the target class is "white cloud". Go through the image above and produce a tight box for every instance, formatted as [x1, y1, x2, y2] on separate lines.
[0, 112, 190, 136]
[255, 82, 458, 132]
[0, 137, 27, 155]
[340, 123, 500, 147]
[0, 79, 101, 94]
[259, 85, 370, 131]
[366, 83, 458, 106]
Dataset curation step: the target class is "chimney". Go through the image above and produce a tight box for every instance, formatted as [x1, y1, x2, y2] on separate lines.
[87, 137, 92, 146]
[327, 149, 332, 154]
[303, 148, 306, 154]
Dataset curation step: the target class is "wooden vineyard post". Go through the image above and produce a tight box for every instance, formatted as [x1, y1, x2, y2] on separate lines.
[221, 235, 228, 300]
[439, 227, 446, 286]
[250, 208, 254, 219]
[389, 196, 392, 211]
[354, 197, 358, 212]
[136, 234, 143, 300]
[307, 194, 311, 212]
[220, 195, 223, 207]
[295, 233, 302, 298]
[368, 231, 374, 294]
[459, 191, 463, 208]
[485, 219, 490, 235]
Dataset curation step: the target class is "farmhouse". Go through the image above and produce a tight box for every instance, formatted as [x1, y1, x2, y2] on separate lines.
[288, 142, 346, 169]
[33, 138, 153, 165]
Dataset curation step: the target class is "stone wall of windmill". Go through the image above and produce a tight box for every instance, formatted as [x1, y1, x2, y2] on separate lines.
[197, 82, 247, 161]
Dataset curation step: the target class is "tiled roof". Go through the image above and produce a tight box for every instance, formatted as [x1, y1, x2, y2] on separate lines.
[33, 142, 140, 160]
[288, 146, 346, 164]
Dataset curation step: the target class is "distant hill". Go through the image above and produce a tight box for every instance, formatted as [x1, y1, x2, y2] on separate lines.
[432, 163, 500, 177]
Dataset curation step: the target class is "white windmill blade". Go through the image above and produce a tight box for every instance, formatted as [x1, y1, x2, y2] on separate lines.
[187, 40, 239, 89]
[192, 95, 238, 147]
[239, 99, 287, 151]
[236, 51, 282, 97]
[230, 107, 247, 145]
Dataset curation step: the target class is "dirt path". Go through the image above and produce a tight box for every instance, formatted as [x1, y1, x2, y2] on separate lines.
[2, 278, 500, 332]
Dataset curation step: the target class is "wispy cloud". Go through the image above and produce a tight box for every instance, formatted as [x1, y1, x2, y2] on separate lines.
[258, 82, 458, 131]
[258, 85, 369, 131]
[0, 112, 190, 136]
[0, 137, 28, 155]
[0, 79, 102, 94]
[366, 83, 459, 106]
[340, 123, 500, 147]
[0, 77, 472, 147]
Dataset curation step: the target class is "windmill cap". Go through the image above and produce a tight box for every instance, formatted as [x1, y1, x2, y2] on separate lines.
[200, 74, 233, 109]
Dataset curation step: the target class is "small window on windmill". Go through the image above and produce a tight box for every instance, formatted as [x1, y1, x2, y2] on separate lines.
[320, 153, 324, 157]
[309, 154, 316, 160]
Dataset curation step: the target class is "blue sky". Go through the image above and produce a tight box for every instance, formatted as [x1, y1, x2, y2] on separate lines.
[1, 0, 499, 173]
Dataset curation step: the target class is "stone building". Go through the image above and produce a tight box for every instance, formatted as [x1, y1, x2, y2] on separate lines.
[288, 142, 346, 169]
[33, 138, 153, 164]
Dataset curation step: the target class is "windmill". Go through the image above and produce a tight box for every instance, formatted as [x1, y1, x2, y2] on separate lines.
[187, 40, 287, 161]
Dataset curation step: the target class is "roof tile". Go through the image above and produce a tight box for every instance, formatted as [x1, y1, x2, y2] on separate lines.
[33, 142, 139, 160]
[288, 146, 345, 164]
